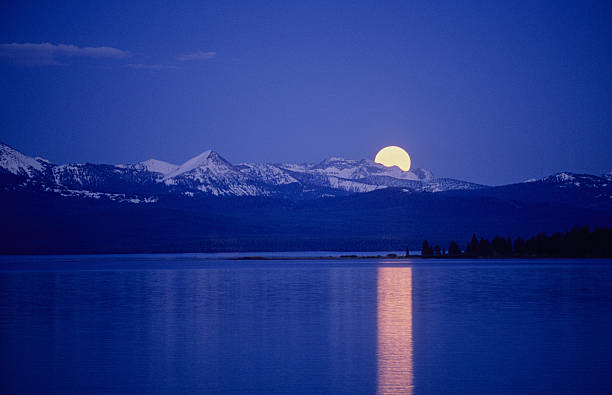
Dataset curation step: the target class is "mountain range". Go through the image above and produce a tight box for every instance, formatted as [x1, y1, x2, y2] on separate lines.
[0, 142, 483, 200]
[1, 141, 611, 254]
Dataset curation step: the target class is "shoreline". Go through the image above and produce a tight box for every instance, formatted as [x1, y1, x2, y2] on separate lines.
[231, 254, 611, 261]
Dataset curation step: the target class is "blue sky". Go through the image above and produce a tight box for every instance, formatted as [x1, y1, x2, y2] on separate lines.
[1, 0, 611, 185]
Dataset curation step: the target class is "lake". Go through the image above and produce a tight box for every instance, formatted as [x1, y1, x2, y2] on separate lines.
[1, 255, 611, 394]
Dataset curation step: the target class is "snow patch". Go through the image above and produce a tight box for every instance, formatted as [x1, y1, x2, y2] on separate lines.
[42, 186, 158, 204]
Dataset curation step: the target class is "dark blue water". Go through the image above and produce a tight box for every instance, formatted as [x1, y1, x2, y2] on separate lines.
[1, 256, 612, 394]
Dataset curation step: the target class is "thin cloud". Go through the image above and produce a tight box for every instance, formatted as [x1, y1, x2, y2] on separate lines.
[126, 63, 178, 70]
[0, 42, 130, 65]
[176, 51, 216, 61]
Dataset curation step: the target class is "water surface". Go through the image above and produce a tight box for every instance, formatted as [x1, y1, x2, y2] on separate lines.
[1, 256, 611, 394]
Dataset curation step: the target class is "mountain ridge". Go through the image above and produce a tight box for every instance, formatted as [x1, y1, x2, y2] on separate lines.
[0, 142, 486, 200]
[2, 142, 611, 205]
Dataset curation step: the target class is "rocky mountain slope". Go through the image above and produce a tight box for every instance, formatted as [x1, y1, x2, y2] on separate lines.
[0, 142, 484, 200]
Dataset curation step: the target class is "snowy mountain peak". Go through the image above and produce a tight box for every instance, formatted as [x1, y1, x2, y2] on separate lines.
[542, 172, 610, 188]
[138, 159, 179, 175]
[0, 142, 45, 177]
[164, 149, 233, 179]
[305, 156, 433, 182]
[549, 172, 576, 182]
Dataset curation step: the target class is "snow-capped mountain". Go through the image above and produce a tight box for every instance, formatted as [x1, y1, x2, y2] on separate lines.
[162, 150, 273, 196]
[119, 159, 179, 176]
[0, 141, 486, 200]
[444, 170, 612, 212]
[0, 143, 47, 177]
[275, 157, 482, 193]
[304, 157, 433, 181]
[540, 172, 611, 189]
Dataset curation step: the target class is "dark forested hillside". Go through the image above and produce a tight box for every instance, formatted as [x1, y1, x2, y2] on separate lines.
[2, 187, 612, 254]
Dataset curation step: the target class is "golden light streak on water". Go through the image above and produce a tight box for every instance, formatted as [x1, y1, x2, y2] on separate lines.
[377, 267, 413, 395]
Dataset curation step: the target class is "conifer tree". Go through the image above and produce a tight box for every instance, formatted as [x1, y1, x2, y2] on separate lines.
[466, 234, 479, 256]
[448, 241, 461, 256]
[421, 240, 433, 256]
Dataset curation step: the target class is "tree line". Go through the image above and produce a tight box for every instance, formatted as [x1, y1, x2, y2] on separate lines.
[415, 226, 612, 258]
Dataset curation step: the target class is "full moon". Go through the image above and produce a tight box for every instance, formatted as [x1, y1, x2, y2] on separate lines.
[374, 146, 411, 171]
